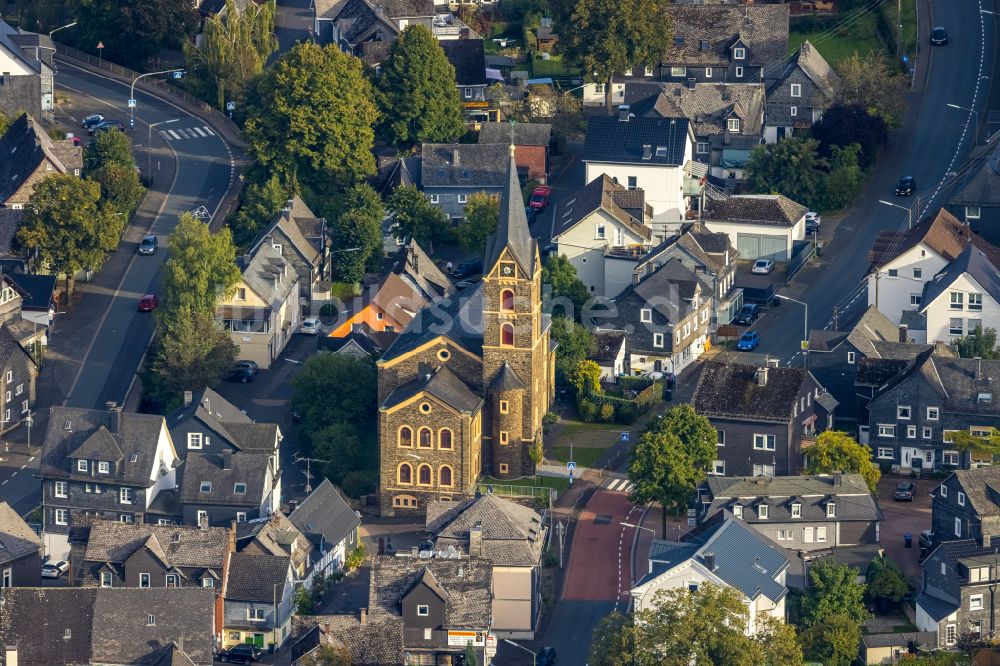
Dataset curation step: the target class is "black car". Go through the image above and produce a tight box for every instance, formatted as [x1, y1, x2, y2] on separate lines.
[894, 481, 916, 501]
[895, 176, 916, 196]
[218, 644, 263, 663]
[930, 26, 948, 45]
[538, 646, 557, 666]
[234, 360, 259, 373]
[451, 260, 483, 279]
[225, 366, 256, 383]
[734, 304, 760, 325]
[89, 120, 124, 135]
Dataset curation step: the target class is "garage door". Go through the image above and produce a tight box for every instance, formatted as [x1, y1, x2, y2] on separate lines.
[737, 233, 787, 261]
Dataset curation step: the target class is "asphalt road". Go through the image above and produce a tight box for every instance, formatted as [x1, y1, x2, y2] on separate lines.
[54, 60, 237, 410]
[756, 0, 998, 363]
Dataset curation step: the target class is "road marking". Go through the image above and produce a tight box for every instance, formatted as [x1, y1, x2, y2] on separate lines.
[192, 127, 207, 137]
[18, 464, 25, 471]
[607, 479, 621, 491]
[167, 129, 181, 140]
[1, 480, 6, 486]
[203, 126, 216, 136]
[28, 456, 34, 462]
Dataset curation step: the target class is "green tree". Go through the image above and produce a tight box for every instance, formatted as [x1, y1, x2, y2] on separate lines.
[377, 25, 465, 148]
[93, 163, 145, 216]
[76, 0, 199, 68]
[310, 422, 378, 497]
[244, 41, 378, 193]
[455, 192, 499, 254]
[800, 558, 868, 627]
[83, 129, 136, 174]
[291, 353, 378, 440]
[387, 185, 449, 251]
[955, 325, 1000, 359]
[0, 111, 10, 136]
[161, 213, 242, 315]
[820, 143, 864, 210]
[550, 316, 595, 382]
[866, 554, 909, 611]
[569, 359, 602, 396]
[297, 644, 352, 666]
[837, 51, 909, 127]
[229, 171, 296, 249]
[799, 613, 862, 666]
[183, 0, 278, 109]
[553, 0, 673, 111]
[745, 136, 827, 206]
[804, 430, 881, 493]
[542, 254, 589, 319]
[462, 643, 480, 666]
[16, 175, 123, 293]
[811, 103, 888, 170]
[329, 184, 385, 284]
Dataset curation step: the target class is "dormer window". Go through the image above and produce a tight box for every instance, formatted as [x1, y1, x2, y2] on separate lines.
[77, 459, 88, 472]
[733, 504, 743, 518]
[758, 504, 768, 520]
[979, 393, 993, 405]
[97, 461, 109, 474]
[733, 47, 746, 60]
[188, 433, 203, 450]
[826, 502, 836, 518]
[791, 502, 801, 518]
[727, 118, 740, 132]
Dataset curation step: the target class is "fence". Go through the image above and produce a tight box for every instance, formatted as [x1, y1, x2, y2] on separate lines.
[786, 239, 818, 284]
[475, 482, 558, 503]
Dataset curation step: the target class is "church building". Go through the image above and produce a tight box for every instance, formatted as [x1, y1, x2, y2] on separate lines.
[376, 150, 556, 516]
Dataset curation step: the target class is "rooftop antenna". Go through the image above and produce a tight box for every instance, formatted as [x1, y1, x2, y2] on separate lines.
[293, 454, 330, 494]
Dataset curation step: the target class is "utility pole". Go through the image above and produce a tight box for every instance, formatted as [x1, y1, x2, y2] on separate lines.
[832, 306, 840, 332]
[897, 0, 903, 62]
[293, 455, 330, 494]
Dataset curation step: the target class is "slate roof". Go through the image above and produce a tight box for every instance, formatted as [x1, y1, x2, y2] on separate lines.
[663, 5, 790, 70]
[552, 174, 652, 240]
[82, 520, 229, 570]
[0, 114, 81, 204]
[591, 330, 626, 363]
[871, 350, 1000, 415]
[807, 305, 903, 356]
[704, 194, 807, 227]
[378, 282, 486, 362]
[701, 474, 883, 523]
[381, 365, 483, 414]
[765, 41, 840, 125]
[426, 494, 546, 566]
[179, 452, 271, 506]
[248, 196, 324, 269]
[478, 122, 552, 147]
[0, 21, 44, 74]
[899, 309, 927, 332]
[150, 643, 199, 666]
[932, 539, 1000, 571]
[0, 501, 39, 565]
[289, 478, 360, 553]
[226, 552, 290, 603]
[291, 615, 404, 666]
[484, 151, 537, 276]
[934, 469, 1000, 517]
[612, 256, 702, 328]
[950, 137, 1000, 206]
[0, 588, 215, 665]
[0, 209, 23, 259]
[862, 631, 937, 650]
[235, 241, 297, 307]
[167, 387, 278, 455]
[921, 245, 1000, 311]
[440, 39, 486, 87]
[693, 362, 811, 421]
[7, 273, 54, 311]
[867, 208, 981, 268]
[583, 115, 690, 166]
[421, 143, 508, 188]
[630, 83, 765, 137]
[0, 325, 32, 380]
[236, 513, 311, 571]
[915, 592, 958, 622]
[39, 407, 173, 486]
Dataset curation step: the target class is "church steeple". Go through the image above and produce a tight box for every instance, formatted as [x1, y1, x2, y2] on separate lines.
[483, 146, 536, 276]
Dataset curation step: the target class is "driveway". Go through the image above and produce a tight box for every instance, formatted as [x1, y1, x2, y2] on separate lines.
[876, 474, 934, 580]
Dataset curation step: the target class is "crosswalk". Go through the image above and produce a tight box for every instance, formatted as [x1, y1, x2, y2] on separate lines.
[604, 477, 634, 494]
[159, 126, 217, 141]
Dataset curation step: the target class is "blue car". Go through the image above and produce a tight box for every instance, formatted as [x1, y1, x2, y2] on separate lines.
[737, 330, 759, 351]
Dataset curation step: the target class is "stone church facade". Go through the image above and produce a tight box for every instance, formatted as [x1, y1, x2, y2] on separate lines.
[376, 151, 556, 516]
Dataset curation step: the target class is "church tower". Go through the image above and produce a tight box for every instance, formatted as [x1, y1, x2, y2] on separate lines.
[481, 147, 552, 478]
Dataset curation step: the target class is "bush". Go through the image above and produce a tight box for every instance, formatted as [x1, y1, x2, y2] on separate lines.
[542, 412, 559, 427]
[599, 403, 615, 422]
[319, 303, 337, 317]
[344, 544, 366, 572]
[578, 398, 598, 422]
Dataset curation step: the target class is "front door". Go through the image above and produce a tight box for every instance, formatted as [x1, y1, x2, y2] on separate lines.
[252, 633, 264, 647]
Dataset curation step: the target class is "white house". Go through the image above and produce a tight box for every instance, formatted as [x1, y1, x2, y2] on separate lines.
[552, 174, 654, 297]
[919, 246, 1000, 343]
[582, 112, 696, 228]
[288, 479, 361, 581]
[701, 194, 806, 262]
[866, 209, 979, 325]
[590, 330, 626, 380]
[631, 518, 789, 635]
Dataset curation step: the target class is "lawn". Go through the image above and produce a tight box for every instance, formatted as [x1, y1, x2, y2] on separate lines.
[557, 419, 624, 438]
[788, 13, 884, 67]
[548, 446, 607, 469]
[531, 54, 580, 78]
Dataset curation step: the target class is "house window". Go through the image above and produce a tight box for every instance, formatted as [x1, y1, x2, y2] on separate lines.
[14, 384, 21, 396]
[847, 352, 855, 364]
[969, 293, 984, 311]
[777, 529, 791, 541]
[187, 433, 203, 449]
[119, 514, 133, 523]
[670, 66, 686, 77]
[100, 572, 113, 587]
[927, 407, 939, 420]
[877, 447, 894, 459]
[923, 427, 932, 439]
[696, 142, 709, 154]
[77, 459, 88, 472]
[627, 176, 637, 190]
[439, 466, 453, 487]
[940, 485, 948, 497]
[705, 67, 713, 78]
[790, 106, 797, 117]
[816, 526, 827, 542]
[624, 68, 633, 76]
[971, 594, 984, 611]
[499, 400, 509, 414]
[907, 425, 917, 439]
[202, 578, 214, 588]
[943, 450, 960, 465]
[418, 427, 432, 449]
[955, 517, 962, 537]
[912, 267, 923, 280]
[735, 66, 743, 78]
[199, 481, 212, 493]
[717, 430, 725, 446]
[436, 429, 454, 450]
[501, 289, 515, 311]
[888, 269, 898, 277]
[653, 333, 664, 348]
[877, 425, 895, 438]
[165, 574, 179, 587]
[958, 491, 966, 506]
[967, 206, 982, 220]
[644, 66, 654, 76]
[237, 512, 247, 523]
[457, 194, 467, 204]
[950, 292, 964, 309]
[430, 194, 439, 204]
[54, 509, 68, 525]
[1, 568, 9, 588]
[248, 608, 266, 621]
[910, 294, 921, 306]
[417, 604, 429, 616]
[499, 431, 509, 445]
[950, 318, 964, 335]
[727, 118, 740, 132]
[464, 88, 473, 99]
[233, 483, 247, 494]
[418, 464, 432, 485]
[734, 47, 746, 60]
[791, 503, 801, 518]
[753, 434, 775, 450]
[119, 487, 132, 504]
[946, 624, 957, 646]
[897, 405, 911, 419]
[500, 323, 514, 346]
[757, 504, 768, 519]
[499, 463, 509, 474]
[197, 510, 208, 526]
[236, 288, 246, 301]
[804, 527, 815, 543]
[54, 481, 67, 498]
[753, 464, 775, 477]
[594, 84, 605, 94]
[733, 505, 743, 518]
[399, 426, 413, 448]
[712, 460, 725, 475]
[790, 83, 801, 97]
[98, 461, 109, 474]
[398, 463, 412, 485]
[139, 573, 150, 588]
[640, 308, 652, 323]
[826, 503, 836, 518]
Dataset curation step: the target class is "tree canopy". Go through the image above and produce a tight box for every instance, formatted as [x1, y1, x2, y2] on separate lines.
[329, 184, 385, 284]
[550, 315, 595, 382]
[542, 254, 589, 319]
[76, 0, 199, 68]
[83, 129, 136, 174]
[799, 613, 862, 666]
[455, 192, 499, 255]
[955, 325, 1000, 359]
[799, 558, 868, 627]
[745, 136, 826, 207]
[811, 103, 888, 170]
[161, 213, 242, 315]
[837, 51, 909, 127]
[377, 25, 465, 148]
[228, 171, 295, 250]
[387, 185, 449, 251]
[804, 431, 881, 492]
[866, 554, 909, 611]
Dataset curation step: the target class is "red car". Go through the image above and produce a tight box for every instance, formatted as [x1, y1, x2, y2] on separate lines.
[528, 185, 551, 210]
[138, 294, 159, 311]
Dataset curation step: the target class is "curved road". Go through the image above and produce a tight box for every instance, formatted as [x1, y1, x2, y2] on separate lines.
[756, 0, 998, 362]
[54, 60, 239, 410]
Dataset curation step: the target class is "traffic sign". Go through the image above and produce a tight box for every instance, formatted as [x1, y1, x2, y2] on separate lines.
[128, 99, 136, 108]
[620, 431, 630, 442]
[566, 461, 576, 471]
[226, 101, 236, 111]
[801, 340, 809, 351]
[96, 41, 104, 49]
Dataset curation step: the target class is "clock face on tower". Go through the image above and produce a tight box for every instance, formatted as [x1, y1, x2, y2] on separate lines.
[500, 262, 515, 278]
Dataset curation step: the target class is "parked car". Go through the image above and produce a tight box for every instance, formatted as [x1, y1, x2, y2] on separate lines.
[225, 365, 257, 383]
[217, 644, 263, 664]
[737, 330, 759, 351]
[528, 185, 552, 210]
[234, 360, 259, 373]
[451, 260, 483, 279]
[537, 646, 557, 666]
[751, 259, 775, 275]
[81, 114, 104, 129]
[734, 304, 760, 325]
[41, 560, 69, 578]
[89, 119, 124, 135]
[805, 211, 821, 235]
[930, 26, 948, 45]
[300, 317, 321, 335]
[138, 235, 158, 255]
[137, 294, 159, 312]
[895, 176, 916, 196]
[894, 481, 916, 501]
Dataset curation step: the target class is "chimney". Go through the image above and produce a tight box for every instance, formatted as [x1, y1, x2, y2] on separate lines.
[756, 367, 768, 387]
[199, 513, 208, 530]
[183, 390, 193, 407]
[374, 3, 383, 15]
[986, 534, 992, 548]
[469, 523, 483, 557]
[618, 105, 631, 122]
[221, 451, 232, 471]
[833, 475, 842, 486]
[452, 148, 461, 166]
[106, 402, 122, 433]
[5, 646, 17, 666]
[283, 198, 293, 212]
[703, 552, 716, 571]
[228, 520, 237, 553]
[687, 77, 696, 89]
[359, 608, 368, 625]
[898, 325, 908, 343]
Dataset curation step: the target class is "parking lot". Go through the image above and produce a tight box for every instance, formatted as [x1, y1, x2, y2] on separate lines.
[875, 474, 935, 580]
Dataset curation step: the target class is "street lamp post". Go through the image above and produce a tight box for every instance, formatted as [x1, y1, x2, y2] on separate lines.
[129, 69, 184, 128]
[947, 103, 982, 144]
[775, 294, 808, 365]
[504, 639, 536, 666]
[877, 199, 913, 231]
[147, 119, 179, 186]
[48, 21, 77, 38]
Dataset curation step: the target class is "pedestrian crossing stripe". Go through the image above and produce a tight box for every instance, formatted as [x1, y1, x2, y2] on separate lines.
[605, 479, 632, 493]
[159, 126, 217, 141]
[608, 479, 622, 491]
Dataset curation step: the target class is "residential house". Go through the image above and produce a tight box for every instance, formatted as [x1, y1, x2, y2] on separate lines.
[319, 323, 396, 358]
[236, 513, 311, 589]
[947, 137, 1000, 245]
[551, 174, 654, 297]
[421, 142, 508, 220]
[701, 194, 807, 262]
[327, 240, 453, 339]
[248, 196, 329, 303]
[862, 632, 938, 665]
[223, 552, 296, 650]
[369, 556, 493, 663]
[0, 501, 41, 587]
[7, 272, 56, 328]
[216, 241, 300, 369]
[478, 122, 551, 183]
[866, 208, 993, 326]
[0, 588, 216, 665]
[603, 256, 714, 375]
[625, 81, 766, 185]
[440, 39, 493, 125]
[179, 451, 279, 527]
[864, 350, 1000, 471]
[314, 0, 435, 65]
[929, 469, 1000, 548]
[764, 40, 840, 143]
[692, 362, 836, 477]
[426, 493, 546, 638]
[0, 113, 82, 209]
[696, 474, 883, 553]
[631, 518, 789, 635]
[0, 278, 40, 434]
[590, 330, 626, 381]
[288, 479, 361, 580]
[291, 613, 404, 666]
[39, 406, 180, 560]
[0, 22, 55, 119]
[582, 113, 696, 226]
[918, 246, 1000, 344]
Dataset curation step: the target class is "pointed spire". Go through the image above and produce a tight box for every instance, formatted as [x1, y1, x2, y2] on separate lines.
[484, 151, 535, 275]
